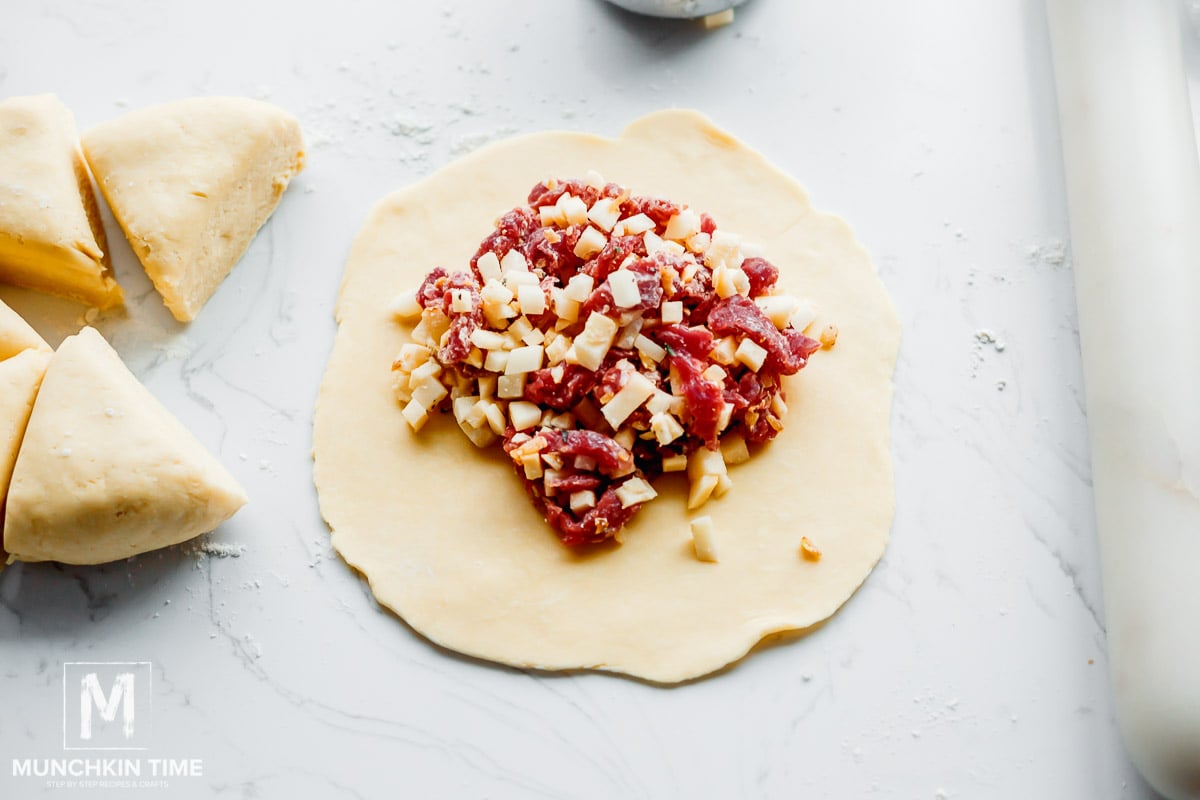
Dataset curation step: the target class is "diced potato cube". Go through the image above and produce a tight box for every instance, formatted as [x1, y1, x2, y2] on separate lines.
[505, 344, 544, 375]
[587, 197, 622, 231]
[539, 205, 567, 228]
[662, 453, 688, 472]
[735, 338, 769, 372]
[790, 301, 817, 332]
[709, 335, 737, 365]
[498, 373, 526, 399]
[452, 395, 479, 425]
[584, 169, 606, 189]
[800, 536, 822, 562]
[690, 516, 719, 562]
[646, 390, 674, 415]
[568, 313, 619, 371]
[616, 477, 658, 508]
[545, 334, 572, 365]
[522, 453, 544, 479]
[755, 295, 800, 329]
[411, 377, 448, 410]
[390, 289, 423, 320]
[720, 433, 751, 465]
[481, 279, 515, 305]
[477, 375, 497, 400]
[660, 300, 684, 325]
[819, 324, 839, 348]
[484, 349, 509, 372]
[650, 412, 684, 445]
[634, 333, 666, 363]
[522, 326, 545, 346]
[570, 490, 597, 512]
[706, 230, 742, 269]
[517, 284, 547, 316]
[601, 371, 657, 429]
[564, 273, 595, 302]
[664, 208, 701, 241]
[688, 474, 719, 510]
[477, 251, 503, 282]
[483, 401, 507, 435]
[470, 329, 507, 350]
[574, 226, 608, 259]
[553, 290, 581, 323]
[574, 455, 597, 471]
[557, 193, 589, 226]
[401, 399, 429, 431]
[686, 231, 711, 254]
[509, 400, 542, 431]
[609, 270, 642, 309]
[687, 448, 729, 509]
[702, 364, 727, 384]
[508, 316, 534, 340]
[501, 249, 529, 274]
[643, 230, 667, 255]
[449, 288, 473, 313]
[615, 213, 655, 236]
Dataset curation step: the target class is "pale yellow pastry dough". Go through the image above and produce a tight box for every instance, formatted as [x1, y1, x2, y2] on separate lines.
[4, 327, 247, 564]
[0, 349, 52, 546]
[0, 297, 50, 361]
[82, 97, 305, 322]
[313, 110, 900, 682]
[0, 95, 122, 309]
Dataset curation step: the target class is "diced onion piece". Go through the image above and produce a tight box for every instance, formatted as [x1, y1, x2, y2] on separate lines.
[690, 516, 719, 562]
[401, 399, 429, 431]
[601, 371, 657, 429]
[498, 373, 526, 399]
[557, 193, 589, 226]
[616, 476, 658, 508]
[756, 295, 800, 329]
[509, 400, 542, 431]
[800, 536, 822, 562]
[713, 264, 742, 299]
[517, 284, 546, 316]
[505, 344, 544, 375]
[483, 349, 508, 372]
[664, 209, 701, 241]
[660, 300, 684, 325]
[500, 249, 529, 274]
[476, 251, 502, 282]
[662, 453, 688, 472]
[574, 226, 608, 259]
[735, 338, 769, 372]
[614, 213, 655, 236]
[564, 273, 594, 302]
[701, 364, 727, 384]
[609, 270, 642, 309]
[570, 490, 597, 512]
[568, 312, 619, 371]
[732, 268, 750, 296]
[650, 412, 684, 445]
[587, 196, 621, 231]
[643, 230, 667, 255]
[390, 289, 423, 320]
[721, 433, 751, 465]
[687, 448, 729, 509]
[470, 329, 507, 350]
[634, 333, 666, 363]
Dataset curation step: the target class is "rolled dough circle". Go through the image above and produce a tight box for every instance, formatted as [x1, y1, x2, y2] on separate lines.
[313, 110, 900, 683]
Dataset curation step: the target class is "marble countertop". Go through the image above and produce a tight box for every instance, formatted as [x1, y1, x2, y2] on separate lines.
[3, 1, 1193, 797]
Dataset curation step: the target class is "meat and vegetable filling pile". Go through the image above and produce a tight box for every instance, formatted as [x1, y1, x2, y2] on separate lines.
[390, 175, 835, 546]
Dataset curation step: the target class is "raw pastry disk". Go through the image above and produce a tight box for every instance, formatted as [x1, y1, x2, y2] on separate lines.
[313, 110, 899, 682]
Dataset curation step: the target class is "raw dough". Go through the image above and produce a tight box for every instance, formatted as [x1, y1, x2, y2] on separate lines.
[4, 327, 247, 565]
[82, 97, 305, 322]
[0, 349, 52, 545]
[0, 95, 123, 309]
[313, 110, 899, 682]
[0, 298, 49, 361]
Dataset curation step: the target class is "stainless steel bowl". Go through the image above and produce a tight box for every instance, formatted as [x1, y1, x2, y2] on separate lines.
[602, 0, 749, 19]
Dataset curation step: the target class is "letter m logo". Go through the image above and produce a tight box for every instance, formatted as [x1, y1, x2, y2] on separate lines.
[63, 662, 152, 750]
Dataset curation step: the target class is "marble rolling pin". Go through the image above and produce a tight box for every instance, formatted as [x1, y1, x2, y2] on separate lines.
[1046, 0, 1200, 796]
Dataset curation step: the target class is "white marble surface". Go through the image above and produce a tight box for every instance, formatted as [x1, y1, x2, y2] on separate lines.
[2, 1, 1195, 797]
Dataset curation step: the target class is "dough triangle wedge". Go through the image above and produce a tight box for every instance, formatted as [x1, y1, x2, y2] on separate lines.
[3, 327, 247, 564]
[0, 349, 53, 551]
[0, 95, 123, 309]
[82, 97, 305, 322]
[0, 297, 50, 361]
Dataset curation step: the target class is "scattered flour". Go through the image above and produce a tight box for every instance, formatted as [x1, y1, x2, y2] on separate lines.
[1026, 240, 1067, 268]
[189, 539, 247, 559]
